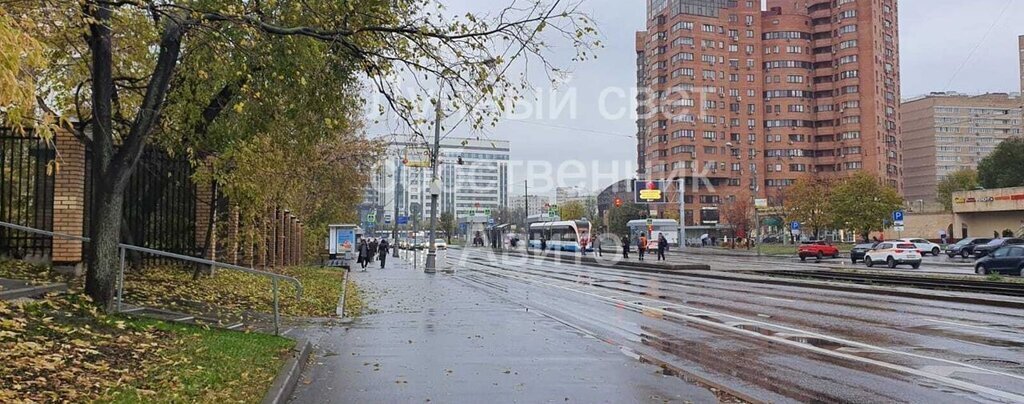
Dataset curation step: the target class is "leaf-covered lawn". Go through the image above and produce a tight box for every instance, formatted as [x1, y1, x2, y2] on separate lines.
[123, 265, 345, 318]
[0, 293, 293, 403]
[0, 260, 347, 318]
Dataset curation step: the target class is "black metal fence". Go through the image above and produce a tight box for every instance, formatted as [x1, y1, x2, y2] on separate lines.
[1, 124, 200, 263]
[85, 147, 198, 264]
[0, 129, 54, 258]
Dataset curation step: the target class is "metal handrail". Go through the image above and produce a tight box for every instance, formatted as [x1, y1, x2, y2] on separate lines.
[0, 220, 302, 335]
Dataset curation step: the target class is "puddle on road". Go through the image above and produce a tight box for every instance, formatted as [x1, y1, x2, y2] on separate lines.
[733, 323, 778, 337]
[783, 336, 848, 351]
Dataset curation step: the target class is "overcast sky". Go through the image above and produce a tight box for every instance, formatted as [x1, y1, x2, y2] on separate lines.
[374, 0, 1024, 197]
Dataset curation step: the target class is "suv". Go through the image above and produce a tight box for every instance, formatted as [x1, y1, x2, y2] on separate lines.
[972, 238, 1024, 258]
[798, 241, 840, 261]
[897, 238, 942, 256]
[864, 242, 922, 269]
[946, 237, 994, 259]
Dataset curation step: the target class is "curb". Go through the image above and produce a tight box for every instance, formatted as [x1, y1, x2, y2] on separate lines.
[261, 338, 312, 404]
[669, 271, 1024, 309]
[513, 250, 711, 271]
[0, 282, 67, 301]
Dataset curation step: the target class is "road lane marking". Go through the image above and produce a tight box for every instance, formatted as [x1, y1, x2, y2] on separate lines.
[461, 262, 1024, 402]
[761, 296, 796, 303]
[922, 319, 994, 330]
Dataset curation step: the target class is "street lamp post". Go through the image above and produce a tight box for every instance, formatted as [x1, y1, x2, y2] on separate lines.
[425, 94, 442, 274]
[392, 157, 401, 258]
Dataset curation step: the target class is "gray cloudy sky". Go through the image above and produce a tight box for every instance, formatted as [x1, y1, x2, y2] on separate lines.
[376, 0, 1024, 197]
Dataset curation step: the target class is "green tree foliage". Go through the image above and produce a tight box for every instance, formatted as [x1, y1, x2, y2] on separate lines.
[936, 168, 978, 211]
[978, 137, 1024, 189]
[559, 201, 587, 221]
[606, 202, 644, 237]
[828, 172, 903, 240]
[783, 176, 833, 239]
[439, 212, 455, 243]
[10, 0, 598, 309]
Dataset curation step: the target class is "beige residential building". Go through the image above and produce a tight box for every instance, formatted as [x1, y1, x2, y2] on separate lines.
[902, 92, 1024, 203]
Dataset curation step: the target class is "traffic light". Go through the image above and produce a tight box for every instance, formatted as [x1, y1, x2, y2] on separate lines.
[614, 197, 623, 208]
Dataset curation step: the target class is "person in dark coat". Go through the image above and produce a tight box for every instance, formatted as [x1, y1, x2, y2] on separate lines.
[657, 233, 668, 261]
[368, 238, 378, 262]
[357, 239, 371, 270]
[621, 235, 630, 259]
[377, 239, 390, 269]
[540, 237, 547, 251]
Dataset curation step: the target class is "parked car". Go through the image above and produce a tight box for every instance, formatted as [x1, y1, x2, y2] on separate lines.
[864, 241, 922, 269]
[897, 238, 942, 256]
[972, 238, 1024, 258]
[946, 237, 994, 259]
[798, 241, 840, 261]
[974, 245, 1024, 276]
[434, 238, 448, 250]
[760, 235, 782, 244]
[849, 243, 877, 264]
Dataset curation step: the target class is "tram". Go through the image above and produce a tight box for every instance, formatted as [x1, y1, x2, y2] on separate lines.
[528, 220, 593, 252]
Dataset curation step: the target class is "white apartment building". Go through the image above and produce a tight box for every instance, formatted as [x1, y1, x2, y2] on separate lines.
[368, 137, 510, 221]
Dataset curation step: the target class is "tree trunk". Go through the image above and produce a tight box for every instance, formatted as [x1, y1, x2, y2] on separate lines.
[86, 184, 125, 312]
[83, 4, 185, 310]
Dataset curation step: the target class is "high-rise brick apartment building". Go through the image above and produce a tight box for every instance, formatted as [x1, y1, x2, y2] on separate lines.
[636, 0, 901, 233]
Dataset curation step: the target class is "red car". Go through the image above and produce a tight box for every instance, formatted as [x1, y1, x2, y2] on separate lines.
[798, 241, 840, 261]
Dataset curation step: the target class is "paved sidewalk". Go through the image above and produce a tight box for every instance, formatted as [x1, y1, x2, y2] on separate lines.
[287, 258, 715, 403]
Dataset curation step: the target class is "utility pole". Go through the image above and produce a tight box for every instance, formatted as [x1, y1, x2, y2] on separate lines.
[524, 180, 529, 227]
[425, 94, 442, 274]
[392, 156, 401, 258]
[678, 177, 685, 250]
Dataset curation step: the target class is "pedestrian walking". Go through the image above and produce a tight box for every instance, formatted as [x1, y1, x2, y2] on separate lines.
[540, 237, 547, 251]
[637, 234, 647, 261]
[621, 235, 630, 259]
[593, 234, 603, 257]
[357, 239, 370, 270]
[368, 238, 378, 262]
[579, 232, 589, 256]
[377, 238, 390, 269]
[659, 234, 667, 261]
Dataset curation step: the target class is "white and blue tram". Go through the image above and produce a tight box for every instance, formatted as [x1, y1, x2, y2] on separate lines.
[528, 220, 592, 252]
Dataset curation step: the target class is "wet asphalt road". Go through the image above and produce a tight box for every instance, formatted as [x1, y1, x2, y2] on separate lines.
[289, 248, 1024, 403]
[288, 254, 719, 403]
[450, 248, 1024, 403]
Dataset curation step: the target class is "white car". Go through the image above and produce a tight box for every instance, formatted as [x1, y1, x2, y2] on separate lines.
[433, 239, 448, 250]
[897, 238, 942, 256]
[864, 241, 922, 269]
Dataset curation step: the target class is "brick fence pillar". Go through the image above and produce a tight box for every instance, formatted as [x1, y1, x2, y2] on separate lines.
[291, 215, 299, 265]
[226, 207, 239, 265]
[51, 130, 86, 276]
[267, 208, 277, 269]
[294, 220, 302, 265]
[276, 210, 287, 267]
[280, 210, 288, 267]
[194, 178, 216, 261]
[257, 214, 268, 269]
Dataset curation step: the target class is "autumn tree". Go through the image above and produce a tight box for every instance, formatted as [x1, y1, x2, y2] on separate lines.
[559, 201, 587, 221]
[720, 193, 752, 247]
[978, 136, 1024, 189]
[607, 201, 644, 237]
[439, 212, 455, 243]
[828, 172, 903, 241]
[10, 0, 598, 309]
[783, 176, 833, 239]
[936, 168, 978, 211]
